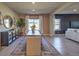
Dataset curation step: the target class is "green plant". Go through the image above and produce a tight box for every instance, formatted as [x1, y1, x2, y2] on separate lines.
[16, 18, 25, 35]
[16, 18, 25, 27]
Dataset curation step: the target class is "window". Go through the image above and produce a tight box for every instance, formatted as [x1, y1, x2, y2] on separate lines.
[28, 19, 40, 30]
[54, 19, 61, 31]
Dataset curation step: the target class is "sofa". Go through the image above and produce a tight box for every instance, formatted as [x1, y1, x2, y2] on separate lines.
[65, 28, 79, 42]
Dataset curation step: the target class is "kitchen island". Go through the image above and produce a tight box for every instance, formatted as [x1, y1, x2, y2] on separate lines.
[26, 30, 41, 56]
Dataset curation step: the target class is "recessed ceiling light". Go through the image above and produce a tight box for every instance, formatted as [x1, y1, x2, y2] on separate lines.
[32, 2, 35, 4]
[32, 9, 35, 11]
[73, 9, 77, 12]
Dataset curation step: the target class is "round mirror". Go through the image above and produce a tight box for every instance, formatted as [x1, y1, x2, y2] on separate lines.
[3, 15, 13, 28]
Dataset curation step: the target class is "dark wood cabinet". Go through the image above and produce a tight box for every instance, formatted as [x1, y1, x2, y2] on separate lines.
[1, 29, 16, 46]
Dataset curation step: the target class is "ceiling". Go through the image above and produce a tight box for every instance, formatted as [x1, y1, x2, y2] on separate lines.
[4, 2, 66, 14]
[4, 2, 79, 14]
[56, 2, 79, 14]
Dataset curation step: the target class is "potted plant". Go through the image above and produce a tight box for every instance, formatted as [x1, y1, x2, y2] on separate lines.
[16, 18, 25, 35]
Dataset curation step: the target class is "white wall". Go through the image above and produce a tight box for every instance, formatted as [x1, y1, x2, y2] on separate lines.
[0, 3, 17, 20]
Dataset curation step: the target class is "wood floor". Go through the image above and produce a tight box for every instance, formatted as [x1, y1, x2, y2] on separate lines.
[42, 37, 61, 56]
[47, 34, 79, 56]
[0, 34, 79, 56]
[0, 36, 61, 56]
[0, 36, 26, 56]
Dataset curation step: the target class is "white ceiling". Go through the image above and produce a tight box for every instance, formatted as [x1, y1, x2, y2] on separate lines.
[4, 2, 66, 14]
[54, 2, 79, 14]
[4, 2, 79, 14]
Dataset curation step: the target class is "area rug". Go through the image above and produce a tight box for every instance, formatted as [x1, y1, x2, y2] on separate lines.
[42, 37, 61, 56]
[10, 36, 61, 56]
[10, 36, 26, 56]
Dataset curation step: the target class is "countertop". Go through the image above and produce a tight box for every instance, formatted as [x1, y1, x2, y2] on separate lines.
[0, 26, 13, 32]
[27, 30, 41, 36]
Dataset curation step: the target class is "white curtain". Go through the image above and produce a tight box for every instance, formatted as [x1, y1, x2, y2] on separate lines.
[39, 16, 43, 34]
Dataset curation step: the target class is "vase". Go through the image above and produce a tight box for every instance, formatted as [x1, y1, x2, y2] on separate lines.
[32, 29, 35, 33]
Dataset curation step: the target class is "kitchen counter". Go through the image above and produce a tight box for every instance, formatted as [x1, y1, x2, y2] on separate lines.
[26, 30, 41, 56]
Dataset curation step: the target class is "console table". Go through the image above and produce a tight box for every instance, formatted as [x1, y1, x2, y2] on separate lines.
[26, 30, 41, 56]
[0, 29, 16, 46]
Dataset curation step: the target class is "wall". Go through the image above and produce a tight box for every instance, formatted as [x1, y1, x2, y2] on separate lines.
[55, 14, 79, 33]
[0, 3, 17, 49]
[0, 3, 17, 21]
